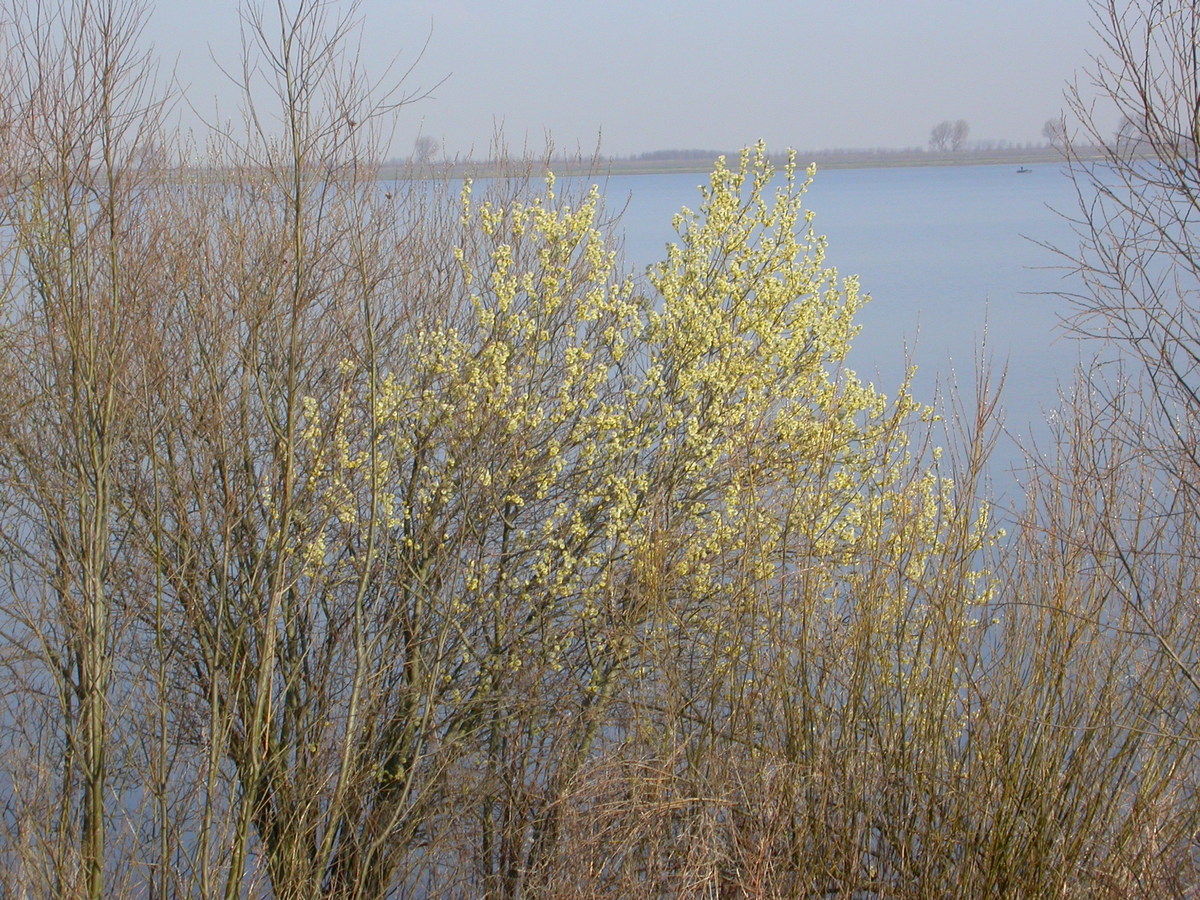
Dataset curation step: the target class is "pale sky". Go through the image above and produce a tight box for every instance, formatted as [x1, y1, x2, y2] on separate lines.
[144, 0, 1101, 159]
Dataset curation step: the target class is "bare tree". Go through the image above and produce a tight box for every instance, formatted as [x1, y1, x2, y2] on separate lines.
[950, 118, 970, 150]
[930, 119, 954, 151]
[412, 133, 438, 163]
[0, 1, 170, 896]
[1053, 0, 1200, 806]
[930, 119, 969, 151]
[1060, 0, 1200, 496]
[1042, 115, 1067, 147]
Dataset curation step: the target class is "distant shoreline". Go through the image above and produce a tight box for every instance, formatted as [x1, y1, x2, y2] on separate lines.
[382, 146, 1083, 180]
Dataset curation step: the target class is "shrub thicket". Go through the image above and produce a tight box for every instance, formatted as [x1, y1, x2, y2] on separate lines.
[0, 1, 1195, 898]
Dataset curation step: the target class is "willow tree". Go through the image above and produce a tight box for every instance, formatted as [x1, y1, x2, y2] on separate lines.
[269, 144, 1000, 897]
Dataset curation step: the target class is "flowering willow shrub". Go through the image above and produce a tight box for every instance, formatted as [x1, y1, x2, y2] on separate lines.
[293, 145, 995, 895]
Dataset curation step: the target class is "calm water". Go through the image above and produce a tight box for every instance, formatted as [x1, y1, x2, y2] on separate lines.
[604, 163, 1090, 498]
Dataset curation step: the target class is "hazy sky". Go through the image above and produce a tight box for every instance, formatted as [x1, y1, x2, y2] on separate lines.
[144, 0, 1102, 158]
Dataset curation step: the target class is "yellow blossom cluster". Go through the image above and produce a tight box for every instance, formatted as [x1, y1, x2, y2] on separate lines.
[290, 145, 993, 754]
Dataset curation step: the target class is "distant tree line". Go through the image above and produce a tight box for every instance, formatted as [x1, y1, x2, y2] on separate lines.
[632, 148, 730, 161]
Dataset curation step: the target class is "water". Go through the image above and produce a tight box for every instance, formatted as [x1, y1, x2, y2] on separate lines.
[604, 162, 1089, 499]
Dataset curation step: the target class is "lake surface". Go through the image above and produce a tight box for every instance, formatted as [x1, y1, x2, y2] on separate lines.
[603, 162, 1090, 502]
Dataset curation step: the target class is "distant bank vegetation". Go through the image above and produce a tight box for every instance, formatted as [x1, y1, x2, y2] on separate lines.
[387, 144, 1093, 180]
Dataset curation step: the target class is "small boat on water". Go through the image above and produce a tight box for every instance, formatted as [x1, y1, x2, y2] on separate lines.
[1016, 166, 1032, 174]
